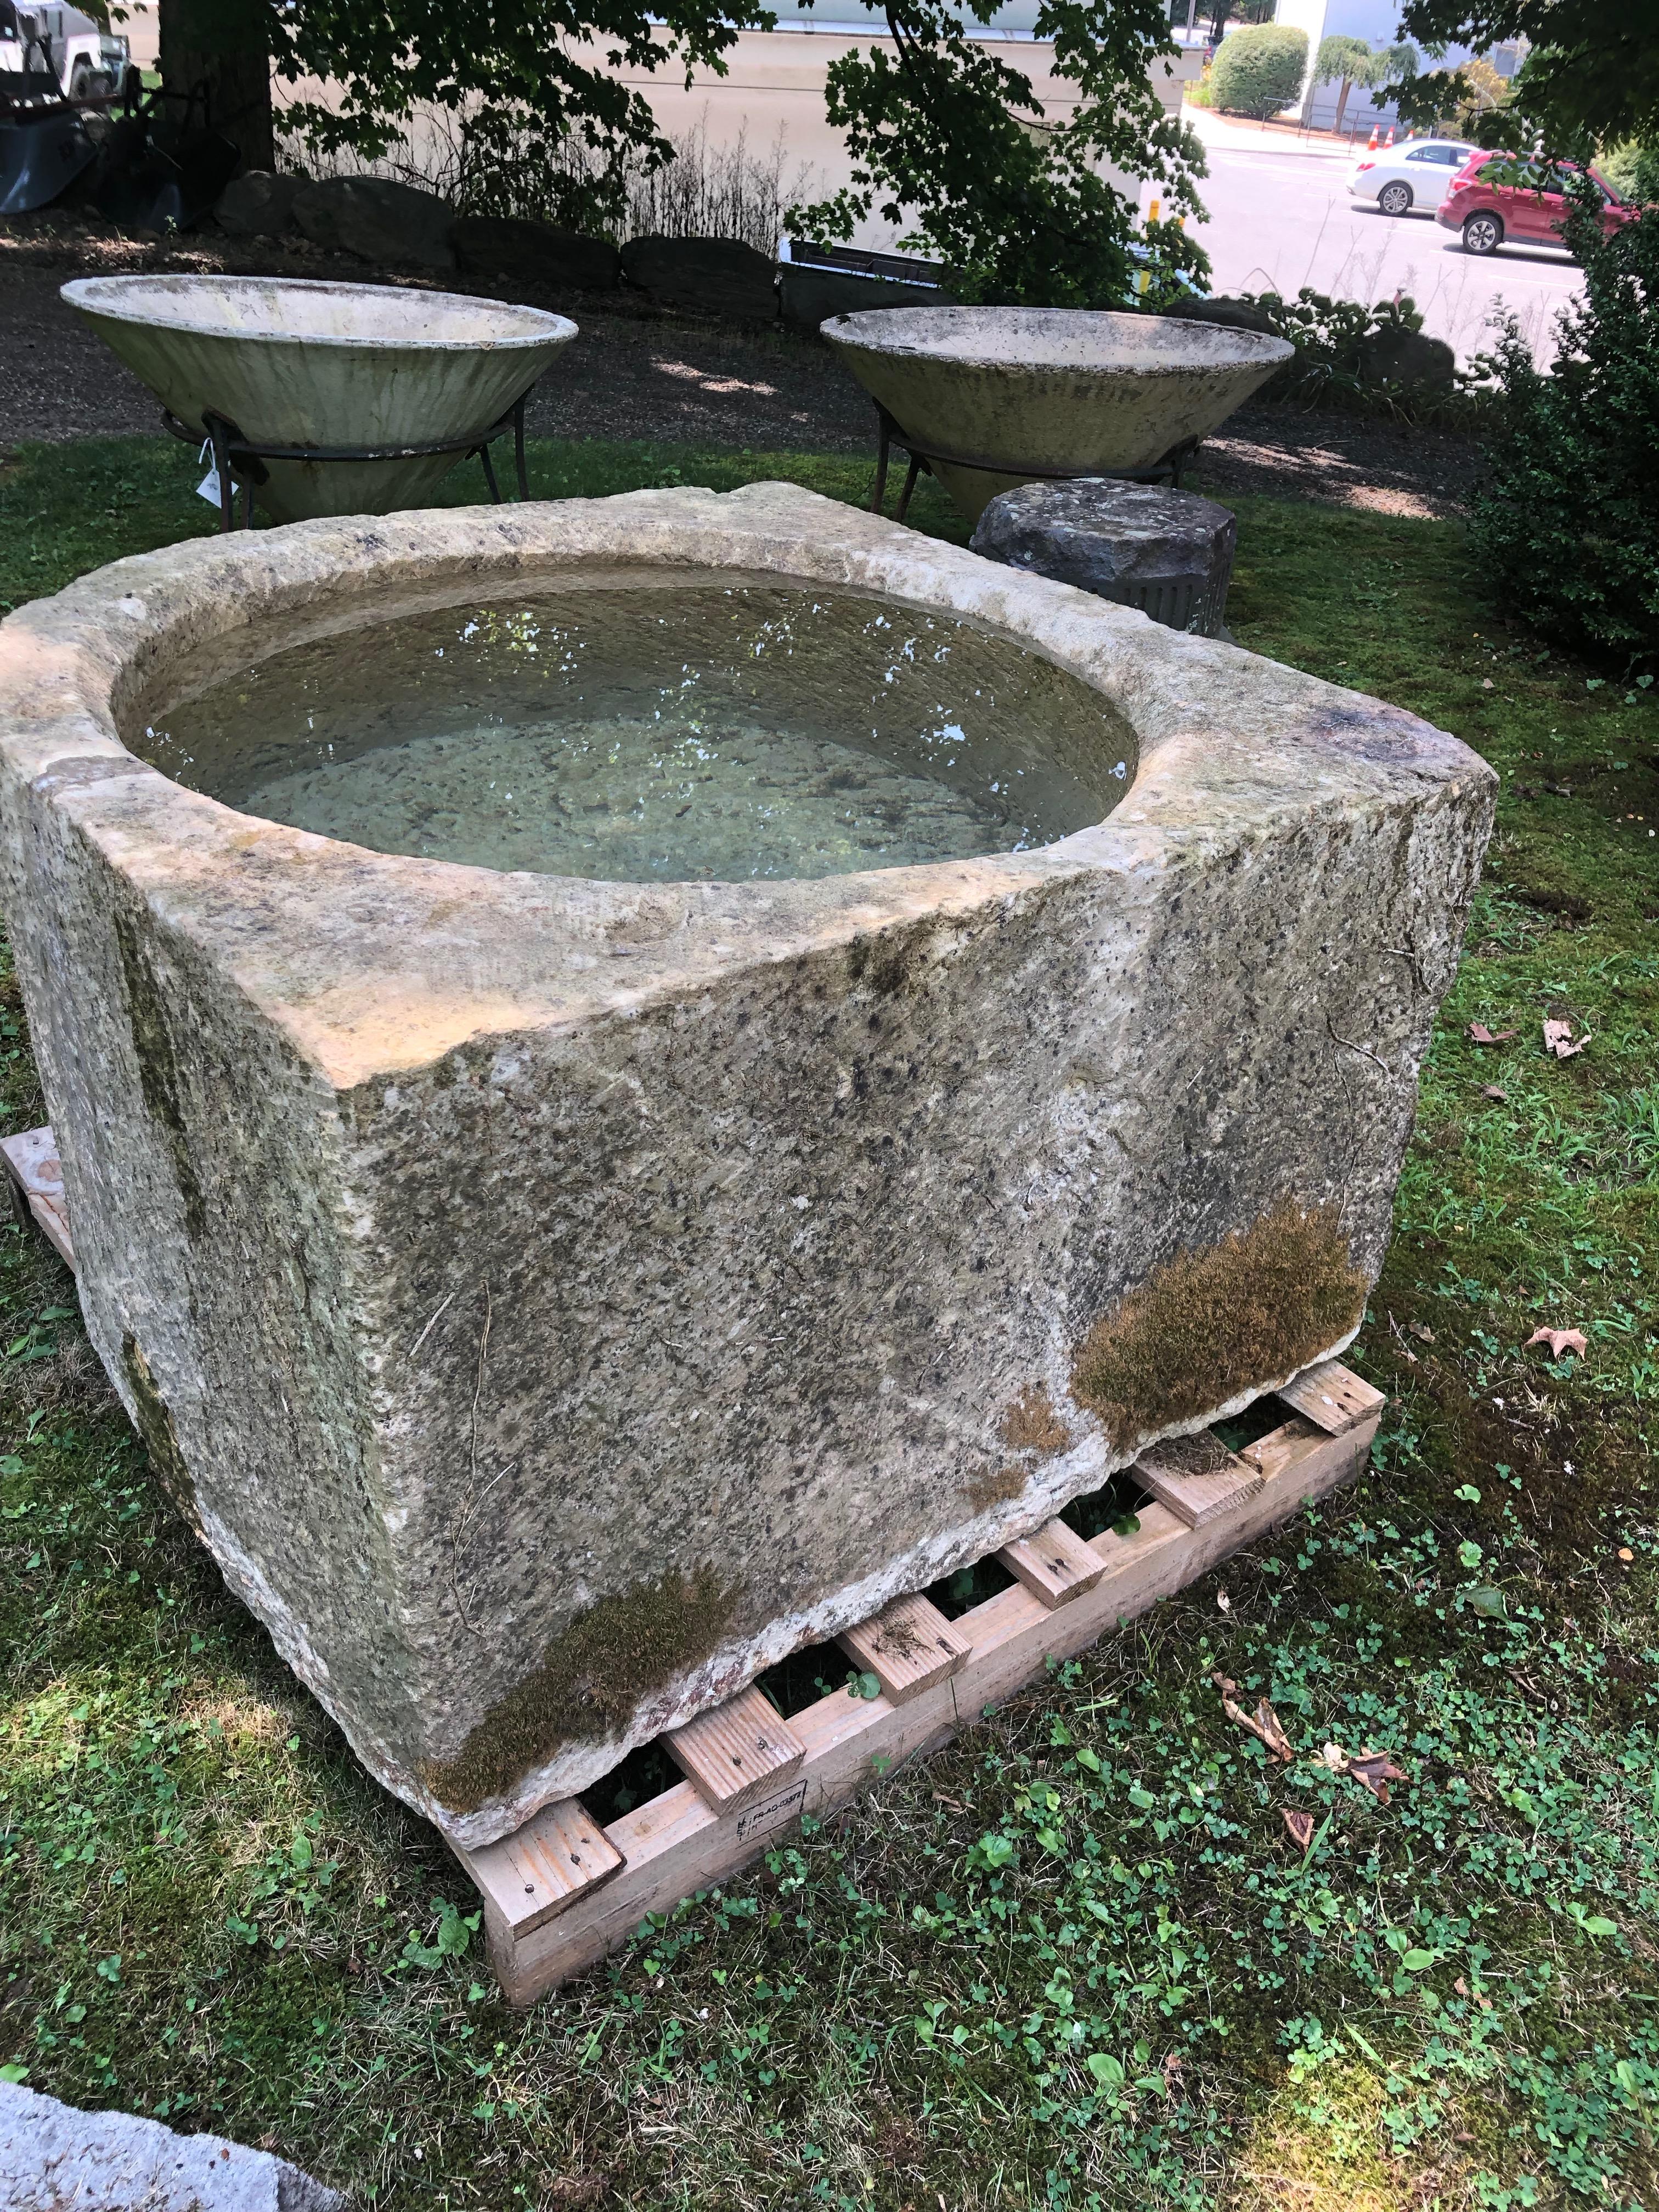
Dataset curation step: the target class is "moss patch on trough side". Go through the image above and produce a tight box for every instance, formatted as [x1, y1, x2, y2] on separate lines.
[421, 1565, 740, 1815]
[1071, 1201, 1367, 1451]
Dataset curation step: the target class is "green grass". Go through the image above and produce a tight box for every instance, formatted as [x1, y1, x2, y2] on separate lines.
[2, 434, 1657, 2211]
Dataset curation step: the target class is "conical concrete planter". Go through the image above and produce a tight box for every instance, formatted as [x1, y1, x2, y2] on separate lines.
[825, 305, 1294, 524]
[63, 275, 577, 524]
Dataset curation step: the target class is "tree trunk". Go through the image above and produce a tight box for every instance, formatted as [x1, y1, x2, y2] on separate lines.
[160, 0, 273, 171]
[1333, 76, 1351, 134]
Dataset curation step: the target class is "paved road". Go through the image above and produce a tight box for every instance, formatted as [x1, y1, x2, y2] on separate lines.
[1186, 130, 1585, 366]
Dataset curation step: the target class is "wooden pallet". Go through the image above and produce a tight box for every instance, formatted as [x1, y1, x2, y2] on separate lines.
[459, 1374, 1381, 2005]
[0, 1127, 1383, 2008]
[0, 1125, 74, 1271]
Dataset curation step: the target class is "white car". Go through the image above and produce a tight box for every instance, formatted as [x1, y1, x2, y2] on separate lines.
[1347, 138, 1477, 218]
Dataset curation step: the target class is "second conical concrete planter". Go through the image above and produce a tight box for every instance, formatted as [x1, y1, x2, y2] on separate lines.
[825, 305, 1294, 524]
[64, 274, 577, 523]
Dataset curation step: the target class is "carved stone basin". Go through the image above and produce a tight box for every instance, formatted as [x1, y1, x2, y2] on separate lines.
[0, 483, 1492, 1847]
[824, 304, 1294, 522]
[62, 273, 576, 522]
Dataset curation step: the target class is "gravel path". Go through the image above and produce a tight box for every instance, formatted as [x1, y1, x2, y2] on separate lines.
[2, 213, 1482, 519]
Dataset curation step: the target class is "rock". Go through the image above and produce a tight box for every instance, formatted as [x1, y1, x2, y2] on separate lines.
[619, 234, 777, 321]
[779, 265, 948, 334]
[1163, 292, 1281, 338]
[0, 2079, 346, 2210]
[1357, 324, 1456, 393]
[292, 175, 455, 273]
[215, 170, 305, 238]
[0, 482, 1495, 1854]
[453, 215, 619, 294]
[971, 477, 1239, 637]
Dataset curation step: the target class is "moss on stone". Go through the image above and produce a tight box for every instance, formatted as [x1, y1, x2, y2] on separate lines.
[964, 1462, 1028, 1513]
[422, 1565, 740, 1814]
[1070, 1202, 1367, 1451]
[1000, 1384, 1071, 1457]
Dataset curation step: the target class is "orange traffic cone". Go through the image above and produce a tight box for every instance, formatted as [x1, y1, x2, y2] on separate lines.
[1367, 123, 1380, 149]
[1384, 126, 1395, 146]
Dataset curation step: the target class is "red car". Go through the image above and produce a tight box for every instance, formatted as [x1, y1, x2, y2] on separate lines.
[1438, 155, 1639, 257]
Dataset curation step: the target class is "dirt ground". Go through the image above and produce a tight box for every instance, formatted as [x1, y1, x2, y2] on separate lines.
[1, 212, 1484, 520]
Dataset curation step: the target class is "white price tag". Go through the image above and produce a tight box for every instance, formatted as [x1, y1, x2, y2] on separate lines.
[195, 466, 222, 507]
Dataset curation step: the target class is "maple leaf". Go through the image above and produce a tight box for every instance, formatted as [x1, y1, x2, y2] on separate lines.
[1466, 1022, 1518, 1045]
[1542, 1018, 1590, 1059]
[1526, 1325, 1588, 1360]
[1281, 1808, 1315, 1850]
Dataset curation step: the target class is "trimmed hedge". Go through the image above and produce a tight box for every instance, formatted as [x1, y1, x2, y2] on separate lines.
[1209, 25, 1309, 121]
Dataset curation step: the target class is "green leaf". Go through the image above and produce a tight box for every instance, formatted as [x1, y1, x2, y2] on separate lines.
[1127, 1784, 1156, 1810]
[289, 1830, 314, 1871]
[1401, 1949, 1436, 1972]
[0, 2063, 28, 2085]
[1457, 1539, 1483, 1569]
[1582, 1916, 1618, 1938]
[1075, 1746, 1102, 1773]
[1086, 2052, 1125, 2089]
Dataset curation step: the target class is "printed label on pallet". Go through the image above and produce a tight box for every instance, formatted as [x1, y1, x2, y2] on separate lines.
[734, 1778, 808, 1844]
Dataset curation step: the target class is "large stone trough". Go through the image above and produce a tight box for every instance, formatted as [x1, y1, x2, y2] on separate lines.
[0, 484, 1493, 1847]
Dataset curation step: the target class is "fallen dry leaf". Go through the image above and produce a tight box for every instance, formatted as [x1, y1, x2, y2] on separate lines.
[1409, 1321, 1435, 1344]
[1543, 1017, 1590, 1059]
[1526, 1325, 1588, 1360]
[1213, 1674, 1294, 1760]
[1480, 1084, 1508, 1103]
[1346, 1749, 1408, 1804]
[1466, 1022, 1518, 1045]
[1318, 1741, 1408, 1803]
[1281, 1808, 1315, 1850]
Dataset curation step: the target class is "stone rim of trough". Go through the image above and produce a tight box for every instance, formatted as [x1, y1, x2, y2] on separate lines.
[0, 479, 1487, 1094]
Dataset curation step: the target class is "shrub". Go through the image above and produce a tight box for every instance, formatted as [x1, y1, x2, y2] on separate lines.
[1209, 25, 1310, 121]
[1600, 140, 1659, 206]
[1470, 191, 1659, 670]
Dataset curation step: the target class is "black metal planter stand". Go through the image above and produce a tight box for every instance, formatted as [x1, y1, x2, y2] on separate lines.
[868, 403, 1200, 526]
[163, 396, 532, 533]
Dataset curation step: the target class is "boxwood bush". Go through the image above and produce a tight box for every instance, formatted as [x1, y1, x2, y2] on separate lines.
[1471, 190, 1659, 670]
[1207, 25, 1309, 121]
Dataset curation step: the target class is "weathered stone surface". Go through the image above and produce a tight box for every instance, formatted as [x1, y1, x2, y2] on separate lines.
[215, 170, 306, 238]
[0, 483, 1494, 1848]
[0, 2078, 345, 2209]
[619, 234, 777, 320]
[291, 176, 455, 273]
[971, 478, 1238, 636]
[453, 215, 619, 294]
[1357, 324, 1456, 392]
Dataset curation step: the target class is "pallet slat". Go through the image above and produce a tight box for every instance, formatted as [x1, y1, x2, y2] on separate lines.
[997, 1515, 1107, 1607]
[1275, 1359, 1385, 1435]
[0, 1126, 75, 1272]
[458, 1797, 624, 1939]
[665, 1685, 806, 1815]
[839, 1591, 970, 1702]
[1135, 1436, 1263, 1530]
